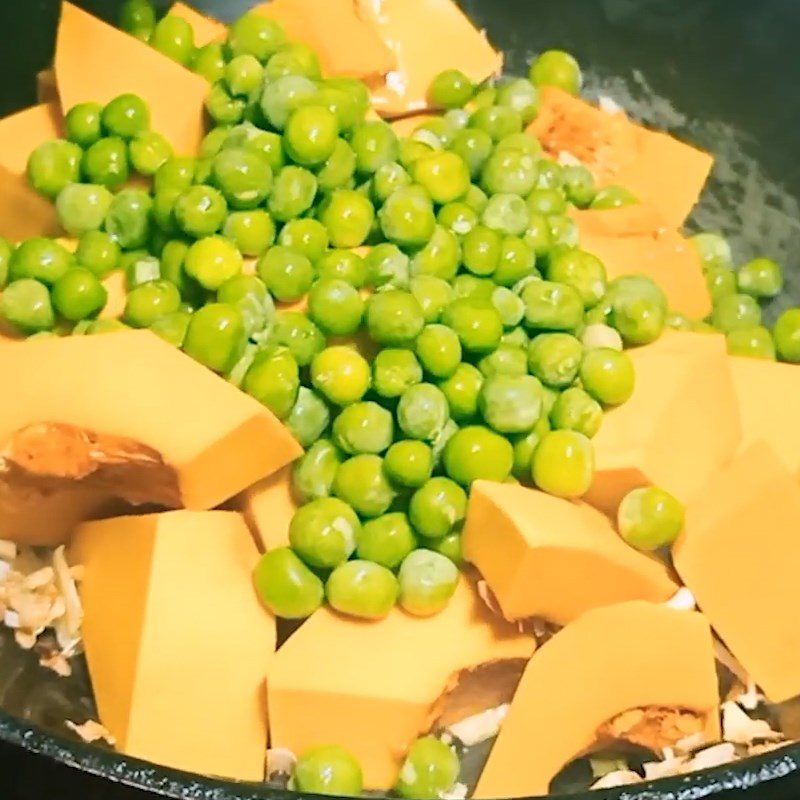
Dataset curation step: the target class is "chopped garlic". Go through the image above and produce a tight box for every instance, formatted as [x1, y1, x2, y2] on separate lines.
[590, 770, 642, 789]
[666, 586, 697, 611]
[411, 128, 444, 151]
[439, 782, 468, 800]
[642, 754, 688, 781]
[447, 704, 509, 746]
[266, 747, 297, 777]
[721, 701, 782, 745]
[687, 743, 737, 771]
[581, 324, 623, 351]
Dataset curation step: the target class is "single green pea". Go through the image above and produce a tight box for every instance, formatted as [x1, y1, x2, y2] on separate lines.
[51, 267, 107, 322]
[408, 476, 466, 541]
[411, 151, 470, 205]
[222, 209, 276, 257]
[409, 275, 454, 324]
[469, 105, 523, 142]
[711, 292, 762, 333]
[774, 308, 800, 363]
[27, 139, 82, 198]
[561, 164, 596, 207]
[496, 78, 539, 124]
[159, 240, 206, 307]
[347, 120, 399, 176]
[9, 238, 72, 285]
[527, 332, 583, 389]
[333, 401, 394, 455]
[356, 513, 416, 569]
[579, 347, 636, 406]
[101, 93, 150, 139]
[478, 373, 543, 434]
[705, 264, 737, 302]
[366, 289, 425, 347]
[511, 416, 550, 480]
[224, 54, 264, 98]
[550, 386, 603, 438]
[333, 454, 395, 518]
[546, 247, 607, 309]
[590, 184, 637, 210]
[396, 736, 460, 799]
[314, 84, 364, 135]
[437, 201, 478, 237]
[481, 193, 531, 237]
[182, 235, 243, 292]
[461, 223, 504, 277]
[265, 310, 325, 366]
[319, 188, 375, 248]
[201, 127, 232, 160]
[173, 184, 228, 238]
[149, 310, 191, 348]
[266, 41, 321, 80]
[326, 559, 399, 620]
[492, 236, 537, 288]
[415, 324, 462, 379]
[726, 325, 776, 361]
[397, 551, 459, 617]
[56, 183, 113, 236]
[523, 213, 552, 257]
[618, 486, 685, 551]
[253, 547, 323, 620]
[268, 165, 318, 221]
[0, 279, 54, 333]
[410, 226, 461, 282]
[206, 81, 247, 125]
[383, 441, 434, 491]
[525, 188, 565, 218]
[123, 280, 180, 328]
[316, 138, 357, 192]
[289, 496, 360, 569]
[227, 11, 286, 61]
[314, 249, 365, 288]
[689, 231, 732, 270]
[449, 128, 493, 179]
[123, 252, 160, 289]
[211, 146, 274, 211]
[611, 296, 666, 345]
[311, 345, 371, 406]
[284, 387, 330, 448]
[119, 0, 156, 39]
[372, 348, 423, 399]
[105, 189, 153, 251]
[397, 383, 451, 442]
[478, 344, 528, 378]
[85, 318, 128, 335]
[737, 257, 783, 298]
[65, 102, 103, 148]
[443, 425, 514, 485]
[0, 238, 12, 290]
[580, 323, 623, 350]
[370, 161, 409, 205]
[293, 439, 343, 503]
[529, 48, 582, 93]
[154, 156, 196, 194]
[183, 302, 247, 372]
[244, 346, 300, 419]
[192, 42, 226, 83]
[547, 213, 580, 248]
[274, 219, 327, 264]
[306, 278, 363, 336]
[606, 274, 667, 311]
[463, 183, 490, 213]
[437, 362, 483, 422]
[521, 279, 583, 331]
[364, 243, 411, 290]
[80, 136, 129, 188]
[428, 69, 474, 109]
[491, 286, 525, 329]
[379, 185, 436, 249]
[256, 246, 314, 302]
[150, 13, 196, 61]
[502, 325, 530, 349]
[294, 745, 363, 797]
[480, 147, 538, 196]
[441, 297, 503, 354]
[129, 131, 172, 176]
[532, 429, 594, 498]
[282, 104, 339, 168]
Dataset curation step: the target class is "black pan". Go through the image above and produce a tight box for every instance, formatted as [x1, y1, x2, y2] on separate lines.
[0, 0, 799, 798]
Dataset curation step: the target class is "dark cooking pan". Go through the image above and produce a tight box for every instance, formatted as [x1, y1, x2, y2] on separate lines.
[0, 0, 799, 798]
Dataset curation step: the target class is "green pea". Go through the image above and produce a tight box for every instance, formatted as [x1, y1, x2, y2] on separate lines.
[206, 82, 246, 125]
[155, 156, 196, 194]
[536, 158, 564, 189]
[411, 151, 470, 205]
[257, 246, 314, 302]
[324, 76, 371, 126]
[590, 184, 637, 210]
[293, 439, 343, 503]
[333, 454, 395, 518]
[285, 388, 330, 449]
[333, 401, 394, 455]
[397, 551, 459, 617]
[550, 386, 603, 437]
[383, 441, 434, 490]
[0, 238, 12, 290]
[478, 344, 528, 378]
[365, 243, 411, 290]
[315, 139, 356, 192]
[119, 0, 156, 39]
[227, 11, 286, 61]
[319, 189, 375, 248]
[774, 309, 800, 362]
[579, 347, 635, 406]
[64, 102, 103, 148]
[9, 238, 72, 285]
[357, 513, 417, 569]
[532, 429, 594, 498]
[511, 417, 550, 480]
[492, 236, 536, 288]
[409, 275, 454, 324]
[529, 48, 582, 93]
[0, 279, 54, 333]
[704, 264, 736, 302]
[428, 69, 474, 109]
[150, 14, 194, 63]
[294, 745, 363, 796]
[561, 164, 596, 207]
[54, 183, 112, 237]
[103, 189, 152, 249]
[79, 136, 128, 188]
[437, 200, 478, 236]
[282, 104, 339, 167]
[481, 193, 531, 237]
[316, 249, 367, 288]
[223, 53, 263, 97]
[397, 383, 450, 441]
[51, 267, 107, 322]
[527, 332, 583, 388]
[183, 302, 246, 372]
[523, 213, 552, 257]
[690, 231, 732, 271]
[496, 78, 539, 124]
[315, 84, 364, 134]
[436, 362, 482, 422]
[414, 324, 461, 379]
[101, 93, 150, 139]
[243, 346, 300, 419]
[123, 252, 160, 289]
[737, 256, 783, 298]
[726, 325, 776, 361]
[27, 139, 82, 198]
[478, 373, 543, 434]
[267, 41, 321, 80]
[491, 286, 525, 329]
[350, 120, 399, 175]
[266, 310, 325, 366]
[85, 318, 128, 335]
[305, 278, 362, 336]
[397, 736, 461, 798]
[172, 185, 227, 238]
[311, 345, 371, 406]
[480, 147, 538, 196]
[209, 147, 273, 211]
[443, 424, 513, 485]
[502, 325, 530, 349]
[371, 348, 422, 399]
[546, 247, 607, 309]
[273, 220, 325, 264]
[441, 297, 503, 354]
[521, 279, 583, 331]
[408, 476, 466, 541]
[617, 486, 684, 551]
[711, 292, 762, 333]
[450, 128, 493, 179]
[379, 186, 436, 249]
[371, 161, 410, 204]
[123, 280, 180, 328]
[192, 42, 226, 83]
[612, 296, 666, 345]
[470, 105, 523, 142]
[183, 235, 243, 291]
[289, 496, 360, 569]
[268, 165, 318, 221]
[222, 210, 276, 257]
[149, 310, 190, 348]
[129, 131, 172, 176]
[409, 226, 461, 282]
[366, 289, 425, 347]
[253, 547, 323, 619]
[463, 183, 489, 213]
[325, 560, 398, 620]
